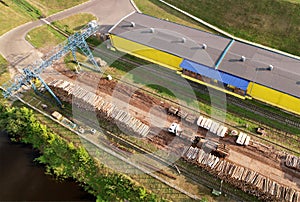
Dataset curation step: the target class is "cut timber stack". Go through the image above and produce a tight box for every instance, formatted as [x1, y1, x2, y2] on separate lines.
[285, 155, 300, 172]
[48, 80, 150, 137]
[183, 146, 300, 202]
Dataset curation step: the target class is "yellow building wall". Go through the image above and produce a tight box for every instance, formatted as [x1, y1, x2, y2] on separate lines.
[110, 35, 183, 71]
[247, 82, 300, 115]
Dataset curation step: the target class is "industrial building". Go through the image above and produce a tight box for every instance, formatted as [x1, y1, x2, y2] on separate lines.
[109, 12, 300, 115]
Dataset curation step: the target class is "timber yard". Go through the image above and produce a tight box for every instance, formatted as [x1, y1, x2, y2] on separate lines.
[0, 0, 300, 201]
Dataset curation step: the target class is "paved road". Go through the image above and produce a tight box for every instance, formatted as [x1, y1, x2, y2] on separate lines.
[0, 0, 135, 70]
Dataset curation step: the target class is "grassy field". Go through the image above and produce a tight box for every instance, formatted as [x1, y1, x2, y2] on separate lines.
[284, 0, 300, 3]
[0, 0, 39, 36]
[26, 0, 87, 16]
[0, 0, 88, 37]
[26, 25, 66, 49]
[0, 54, 10, 85]
[159, 0, 300, 56]
[133, 0, 215, 33]
[52, 13, 96, 34]
[26, 13, 96, 49]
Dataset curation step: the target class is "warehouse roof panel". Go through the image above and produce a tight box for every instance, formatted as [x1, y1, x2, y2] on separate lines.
[219, 41, 300, 98]
[109, 12, 231, 68]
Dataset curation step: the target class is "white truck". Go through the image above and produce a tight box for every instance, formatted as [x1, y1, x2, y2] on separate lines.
[168, 122, 182, 136]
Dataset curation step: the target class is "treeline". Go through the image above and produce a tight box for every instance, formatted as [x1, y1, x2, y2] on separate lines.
[0, 104, 162, 202]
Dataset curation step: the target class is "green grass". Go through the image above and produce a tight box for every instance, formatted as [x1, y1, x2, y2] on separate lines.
[26, 25, 66, 49]
[283, 0, 300, 3]
[26, 0, 88, 16]
[0, 0, 89, 36]
[52, 13, 97, 35]
[0, 54, 10, 85]
[26, 13, 96, 49]
[133, 0, 216, 33]
[0, 0, 38, 36]
[160, 0, 300, 56]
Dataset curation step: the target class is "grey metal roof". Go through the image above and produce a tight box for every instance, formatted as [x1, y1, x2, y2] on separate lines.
[109, 12, 300, 98]
[109, 12, 231, 68]
[219, 41, 300, 97]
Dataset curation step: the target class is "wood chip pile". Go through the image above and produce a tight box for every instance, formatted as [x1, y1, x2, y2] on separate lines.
[183, 146, 300, 202]
[285, 155, 300, 171]
[48, 80, 150, 137]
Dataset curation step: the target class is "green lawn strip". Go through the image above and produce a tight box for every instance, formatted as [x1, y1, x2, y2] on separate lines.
[51, 13, 97, 35]
[133, 0, 216, 33]
[26, 0, 88, 16]
[11, 0, 42, 18]
[161, 0, 300, 56]
[243, 98, 300, 123]
[0, 0, 36, 36]
[26, 25, 66, 49]
[26, 13, 96, 50]
[0, 54, 10, 85]
[284, 0, 300, 3]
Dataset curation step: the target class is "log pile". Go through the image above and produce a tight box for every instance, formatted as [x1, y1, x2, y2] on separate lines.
[48, 80, 150, 137]
[285, 155, 300, 171]
[183, 146, 300, 202]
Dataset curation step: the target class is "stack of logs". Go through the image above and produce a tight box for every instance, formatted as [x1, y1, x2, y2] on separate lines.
[48, 80, 150, 137]
[183, 146, 299, 202]
[285, 155, 300, 172]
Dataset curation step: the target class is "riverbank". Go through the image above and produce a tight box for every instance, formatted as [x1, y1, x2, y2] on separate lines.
[0, 131, 95, 201]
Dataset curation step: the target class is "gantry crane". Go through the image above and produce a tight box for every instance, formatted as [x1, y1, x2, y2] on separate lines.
[2, 20, 100, 107]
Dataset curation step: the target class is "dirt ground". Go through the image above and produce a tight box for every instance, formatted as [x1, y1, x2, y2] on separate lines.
[51, 64, 300, 192]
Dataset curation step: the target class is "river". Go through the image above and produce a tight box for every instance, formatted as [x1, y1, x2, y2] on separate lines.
[0, 132, 95, 201]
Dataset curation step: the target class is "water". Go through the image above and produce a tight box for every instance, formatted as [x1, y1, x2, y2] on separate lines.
[0, 132, 95, 201]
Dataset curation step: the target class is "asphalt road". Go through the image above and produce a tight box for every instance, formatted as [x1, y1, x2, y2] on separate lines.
[0, 0, 135, 69]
